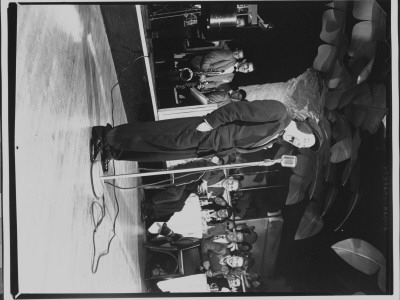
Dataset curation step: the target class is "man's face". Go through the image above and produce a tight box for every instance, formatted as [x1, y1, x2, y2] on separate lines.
[216, 209, 229, 218]
[226, 256, 244, 268]
[222, 178, 239, 191]
[214, 197, 227, 206]
[230, 91, 243, 100]
[228, 277, 241, 288]
[283, 132, 316, 148]
[233, 49, 244, 60]
[226, 232, 244, 243]
[236, 18, 246, 27]
[283, 121, 316, 148]
[237, 62, 254, 73]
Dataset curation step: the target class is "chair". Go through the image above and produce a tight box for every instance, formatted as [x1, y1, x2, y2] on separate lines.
[144, 237, 202, 281]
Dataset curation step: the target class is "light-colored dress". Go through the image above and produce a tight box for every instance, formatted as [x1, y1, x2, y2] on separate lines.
[149, 193, 204, 238]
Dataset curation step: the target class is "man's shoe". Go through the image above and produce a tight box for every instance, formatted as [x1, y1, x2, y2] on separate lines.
[90, 126, 105, 162]
[160, 223, 172, 236]
[141, 201, 152, 222]
[90, 137, 102, 162]
[100, 151, 111, 174]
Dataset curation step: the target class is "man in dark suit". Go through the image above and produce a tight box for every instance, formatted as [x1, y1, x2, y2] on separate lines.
[141, 160, 241, 220]
[206, 89, 247, 107]
[92, 100, 323, 171]
[201, 238, 253, 278]
[190, 49, 254, 90]
[190, 49, 244, 72]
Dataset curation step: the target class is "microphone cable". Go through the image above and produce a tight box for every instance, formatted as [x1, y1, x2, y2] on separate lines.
[90, 53, 148, 273]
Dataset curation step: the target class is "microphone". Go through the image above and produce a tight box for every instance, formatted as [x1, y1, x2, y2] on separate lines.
[279, 155, 297, 168]
[261, 155, 297, 168]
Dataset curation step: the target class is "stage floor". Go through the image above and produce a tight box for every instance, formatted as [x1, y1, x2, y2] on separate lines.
[13, 5, 146, 294]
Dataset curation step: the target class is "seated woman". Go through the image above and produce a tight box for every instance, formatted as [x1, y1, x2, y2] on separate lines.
[202, 206, 233, 225]
[201, 237, 255, 278]
[200, 195, 228, 208]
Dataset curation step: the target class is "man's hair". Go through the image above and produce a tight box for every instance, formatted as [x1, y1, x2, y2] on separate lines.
[209, 206, 233, 223]
[213, 196, 227, 206]
[294, 120, 313, 135]
[234, 48, 244, 56]
[230, 175, 244, 190]
[247, 62, 255, 72]
[238, 89, 247, 100]
[294, 118, 323, 151]
[241, 230, 258, 245]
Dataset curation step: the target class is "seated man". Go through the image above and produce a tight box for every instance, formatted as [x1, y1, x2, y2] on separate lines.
[205, 89, 247, 108]
[141, 160, 242, 221]
[202, 206, 233, 224]
[198, 60, 255, 90]
[190, 48, 244, 73]
[204, 229, 258, 246]
[201, 239, 253, 278]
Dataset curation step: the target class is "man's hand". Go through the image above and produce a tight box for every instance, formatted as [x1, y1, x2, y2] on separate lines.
[196, 121, 213, 132]
[198, 180, 208, 194]
[226, 220, 235, 230]
[203, 261, 210, 270]
[227, 242, 239, 251]
[206, 270, 213, 277]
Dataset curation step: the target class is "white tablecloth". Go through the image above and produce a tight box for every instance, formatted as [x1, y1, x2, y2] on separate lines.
[157, 274, 210, 293]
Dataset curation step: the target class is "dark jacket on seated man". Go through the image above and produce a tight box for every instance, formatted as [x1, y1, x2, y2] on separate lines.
[146, 160, 226, 219]
[201, 238, 231, 276]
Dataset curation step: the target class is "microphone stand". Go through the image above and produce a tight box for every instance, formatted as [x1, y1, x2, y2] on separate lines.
[90, 155, 296, 198]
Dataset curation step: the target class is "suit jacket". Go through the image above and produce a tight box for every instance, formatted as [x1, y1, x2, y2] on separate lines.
[203, 222, 230, 239]
[191, 50, 236, 72]
[201, 50, 236, 71]
[201, 237, 230, 274]
[206, 91, 233, 107]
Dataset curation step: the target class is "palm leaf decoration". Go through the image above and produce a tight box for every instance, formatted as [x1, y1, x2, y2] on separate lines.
[295, 201, 324, 240]
[334, 192, 362, 231]
[331, 111, 352, 141]
[342, 129, 361, 185]
[324, 162, 337, 183]
[331, 238, 386, 272]
[350, 128, 361, 163]
[378, 266, 387, 293]
[286, 174, 306, 205]
[313, 44, 339, 73]
[330, 137, 352, 163]
[321, 185, 339, 218]
[347, 82, 372, 128]
[326, 1, 348, 11]
[350, 159, 361, 192]
[327, 59, 348, 89]
[320, 8, 346, 45]
[320, 116, 332, 141]
[332, 85, 359, 109]
[341, 160, 352, 186]
[331, 238, 386, 292]
[348, 22, 377, 85]
[362, 83, 386, 134]
[353, 0, 387, 41]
